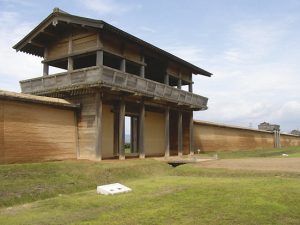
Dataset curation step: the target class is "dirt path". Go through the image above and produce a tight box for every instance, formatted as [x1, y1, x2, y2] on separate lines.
[196, 158, 300, 173]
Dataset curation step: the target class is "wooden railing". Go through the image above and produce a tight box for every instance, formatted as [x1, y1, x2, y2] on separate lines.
[20, 66, 208, 109]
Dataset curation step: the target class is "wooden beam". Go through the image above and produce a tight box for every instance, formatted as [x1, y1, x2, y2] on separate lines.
[178, 111, 183, 156]
[164, 107, 170, 157]
[139, 101, 145, 158]
[95, 91, 102, 160]
[118, 99, 125, 160]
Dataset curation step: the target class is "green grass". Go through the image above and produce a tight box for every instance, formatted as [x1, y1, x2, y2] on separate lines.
[0, 156, 300, 225]
[198, 146, 300, 159]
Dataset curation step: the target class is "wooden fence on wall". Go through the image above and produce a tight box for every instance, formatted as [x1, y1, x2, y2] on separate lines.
[194, 120, 300, 152]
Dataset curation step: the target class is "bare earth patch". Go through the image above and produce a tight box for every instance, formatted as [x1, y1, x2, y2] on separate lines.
[196, 158, 300, 173]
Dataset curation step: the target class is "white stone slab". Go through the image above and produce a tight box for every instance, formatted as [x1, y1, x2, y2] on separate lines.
[97, 183, 132, 195]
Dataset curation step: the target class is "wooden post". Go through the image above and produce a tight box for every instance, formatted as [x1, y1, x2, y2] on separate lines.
[74, 110, 80, 158]
[188, 82, 193, 93]
[118, 99, 125, 160]
[68, 57, 74, 71]
[189, 112, 194, 155]
[177, 79, 182, 90]
[95, 91, 102, 160]
[278, 131, 281, 148]
[120, 59, 126, 72]
[114, 109, 119, 156]
[178, 111, 183, 156]
[96, 50, 103, 66]
[140, 56, 145, 78]
[139, 102, 145, 158]
[164, 107, 170, 157]
[164, 73, 169, 85]
[131, 117, 138, 153]
[43, 63, 49, 76]
[68, 33, 73, 71]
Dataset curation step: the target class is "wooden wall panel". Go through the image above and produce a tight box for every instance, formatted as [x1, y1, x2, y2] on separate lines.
[72, 31, 97, 53]
[102, 33, 123, 56]
[124, 43, 141, 63]
[101, 104, 114, 158]
[281, 134, 300, 147]
[3, 100, 76, 163]
[0, 100, 4, 163]
[194, 122, 274, 152]
[47, 35, 69, 59]
[144, 111, 164, 156]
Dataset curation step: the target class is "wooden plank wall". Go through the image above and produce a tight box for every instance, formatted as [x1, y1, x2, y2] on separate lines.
[1, 100, 76, 164]
[194, 121, 275, 152]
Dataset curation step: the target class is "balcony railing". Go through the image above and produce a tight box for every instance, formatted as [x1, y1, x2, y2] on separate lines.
[20, 65, 208, 109]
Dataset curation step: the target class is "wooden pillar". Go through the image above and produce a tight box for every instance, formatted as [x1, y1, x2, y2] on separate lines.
[188, 82, 193, 93]
[74, 110, 80, 158]
[96, 50, 103, 66]
[118, 99, 125, 160]
[68, 57, 74, 71]
[131, 117, 138, 153]
[43, 63, 49, 76]
[164, 107, 170, 157]
[189, 112, 194, 155]
[177, 79, 182, 90]
[113, 110, 119, 156]
[140, 56, 145, 78]
[278, 131, 281, 148]
[95, 91, 102, 160]
[164, 73, 169, 85]
[120, 59, 126, 72]
[43, 47, 49, 76]
[68, 33, 73, 71]
[178, 111, 183, 156]
[139, 102, 145, 158]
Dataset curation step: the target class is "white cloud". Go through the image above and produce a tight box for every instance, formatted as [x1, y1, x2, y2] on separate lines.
[0, 11, 42, 92]
[80, 0, 142, 15]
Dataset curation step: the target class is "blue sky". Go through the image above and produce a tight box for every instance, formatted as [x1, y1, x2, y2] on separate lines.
[0, 0, 300, 132]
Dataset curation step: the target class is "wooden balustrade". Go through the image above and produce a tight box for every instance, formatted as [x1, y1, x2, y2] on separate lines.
[20, 65, 208, 109]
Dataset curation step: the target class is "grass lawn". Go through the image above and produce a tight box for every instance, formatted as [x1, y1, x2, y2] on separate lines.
[0, 147, 300, 225]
